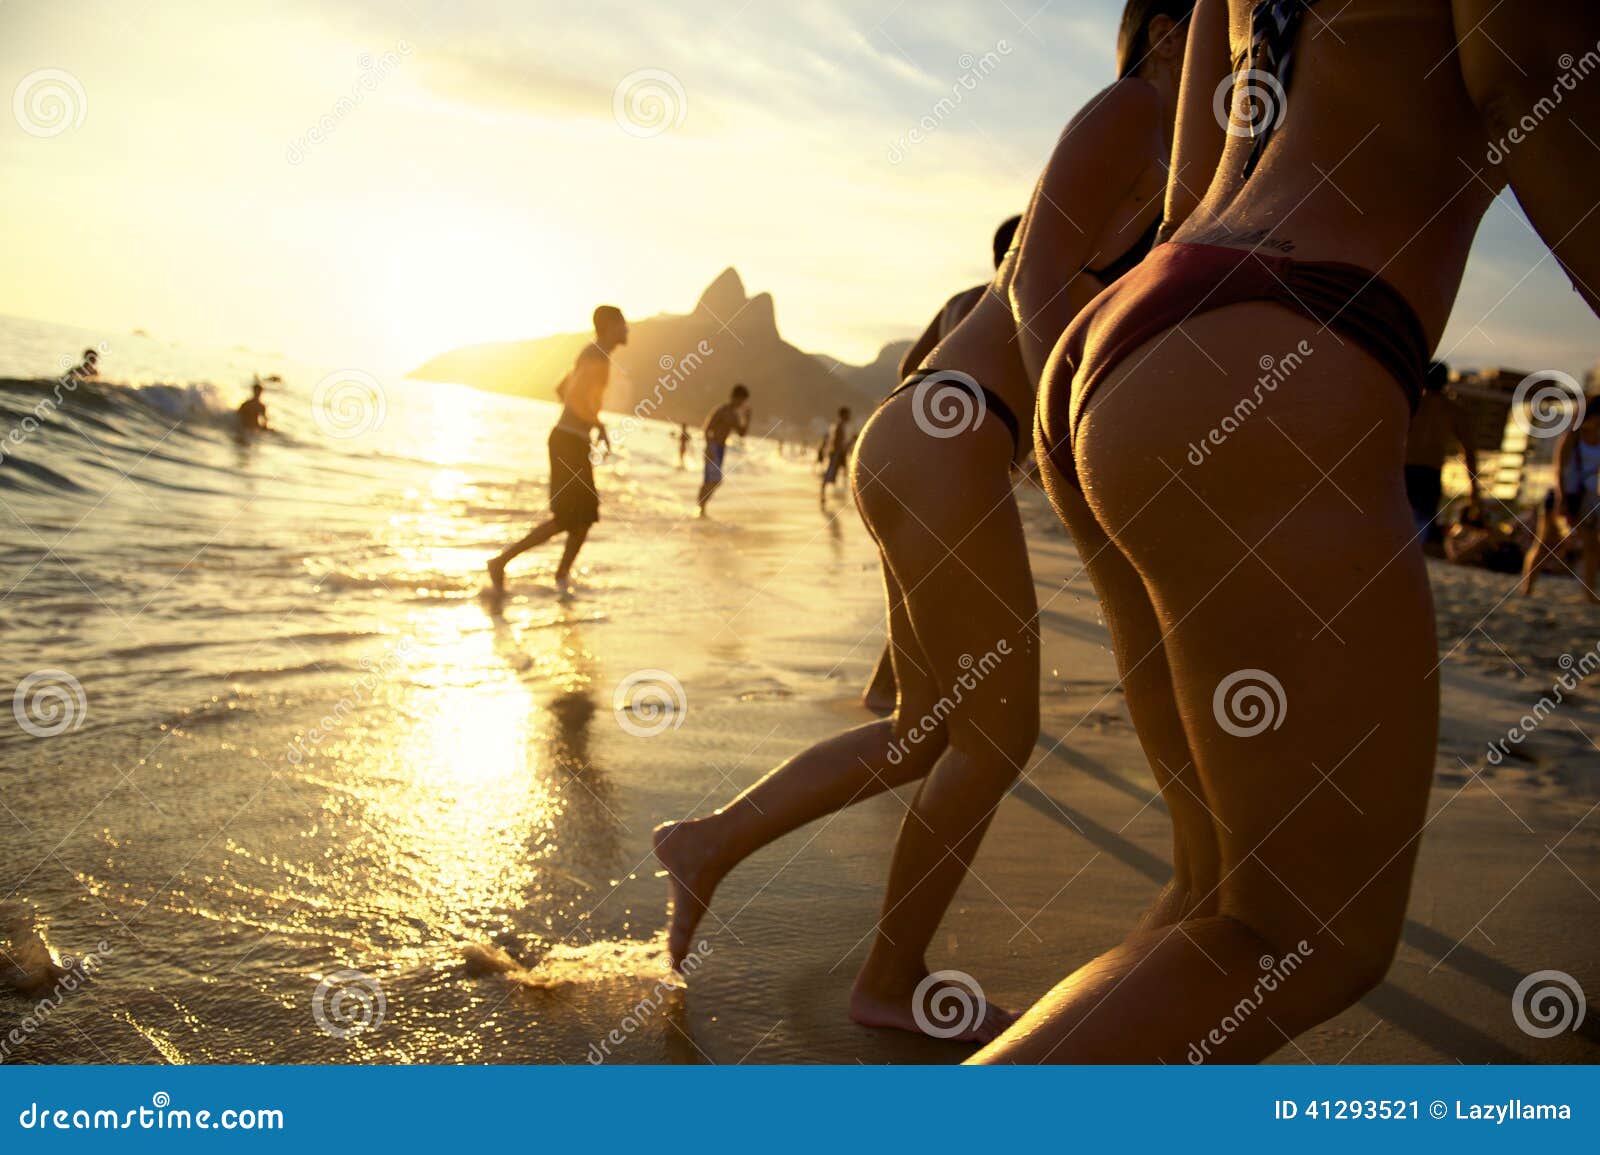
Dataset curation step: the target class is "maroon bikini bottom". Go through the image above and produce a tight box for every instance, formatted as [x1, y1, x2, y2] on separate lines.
[1035, 242, 1429, 488]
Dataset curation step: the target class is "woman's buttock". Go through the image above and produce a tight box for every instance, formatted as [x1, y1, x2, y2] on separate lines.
[1064, 302, 1413, 538]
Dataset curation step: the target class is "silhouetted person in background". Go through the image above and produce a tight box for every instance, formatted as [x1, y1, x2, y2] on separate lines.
[697, 384, 751, 515]
[678, 423, 692, 469]
[819, 406, 852, 506]
[488, 305, 628, 598]
[236, 379, 268, 438]
[69, 348, 98, 380]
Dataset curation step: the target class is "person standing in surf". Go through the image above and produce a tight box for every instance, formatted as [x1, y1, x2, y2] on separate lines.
[488, 306, 627, 597]
[697, 384, 751, 516]
[236, 378, 269, 439]
[818, 406, 852, 506]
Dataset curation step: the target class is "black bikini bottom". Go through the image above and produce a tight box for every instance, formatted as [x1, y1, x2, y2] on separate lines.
[885, 370, 1022, 456]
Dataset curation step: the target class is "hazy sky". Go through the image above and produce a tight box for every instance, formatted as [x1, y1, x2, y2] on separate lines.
[2, 0, 1596, 376]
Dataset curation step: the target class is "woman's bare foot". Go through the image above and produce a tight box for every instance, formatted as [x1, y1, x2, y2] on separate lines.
[652, 819, 727, 971]
[849, 968, 1019, 1044]
[486, 556, 506, 594]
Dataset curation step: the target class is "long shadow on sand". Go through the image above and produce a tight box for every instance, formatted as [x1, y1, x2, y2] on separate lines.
[1015, 739, 1600, 1061]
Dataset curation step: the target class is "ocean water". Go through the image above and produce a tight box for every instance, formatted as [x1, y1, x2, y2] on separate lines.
[0, 314, 914, 1064]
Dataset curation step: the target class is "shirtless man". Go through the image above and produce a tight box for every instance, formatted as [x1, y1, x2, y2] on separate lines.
[1404, 362, 1481, 542]
[236, 379, 268, 438]
[69, 348, 98, 380]
[488, 306, 627, 596]
[696, 384, 751, 515]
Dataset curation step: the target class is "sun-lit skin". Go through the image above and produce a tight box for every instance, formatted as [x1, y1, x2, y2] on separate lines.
[0, 0, 1594, 376]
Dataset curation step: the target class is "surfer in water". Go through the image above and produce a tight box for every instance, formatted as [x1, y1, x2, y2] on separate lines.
[236, 379, 269, 438]
[69, 348, 99, 380]
[487, 305, 627, 598]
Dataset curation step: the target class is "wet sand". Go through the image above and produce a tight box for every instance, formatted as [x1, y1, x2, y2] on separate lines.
[4, 460, 1598, 1064]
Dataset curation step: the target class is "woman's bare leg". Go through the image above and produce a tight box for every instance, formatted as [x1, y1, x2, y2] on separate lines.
[861, 641, 897, 713]
[846, 411, 1040, 1043]
[1039, 464, 1219, 928]
[976, 309, 1437, 1062]
[654, 561, 950, 968]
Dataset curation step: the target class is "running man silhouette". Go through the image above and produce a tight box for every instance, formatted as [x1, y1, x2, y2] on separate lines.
[488, 306, 628, 597]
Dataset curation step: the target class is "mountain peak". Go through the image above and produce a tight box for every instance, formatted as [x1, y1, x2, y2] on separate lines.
[696, 267, 747, 318]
